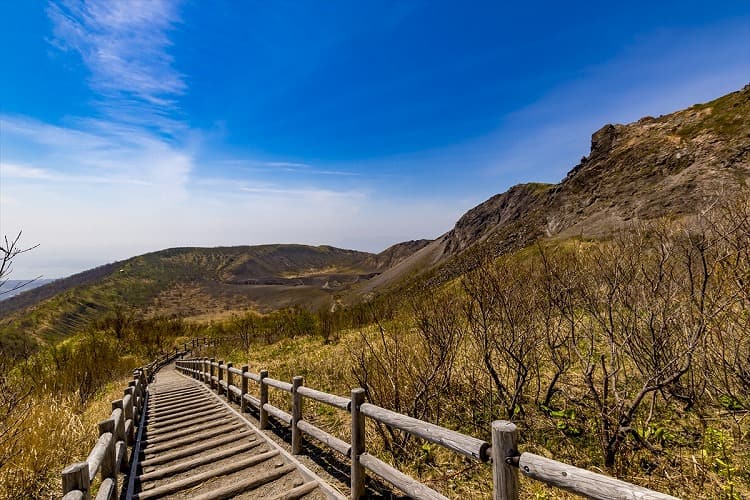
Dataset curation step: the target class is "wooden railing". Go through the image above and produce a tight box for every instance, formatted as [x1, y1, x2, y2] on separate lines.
[176, 358, 679, 500]
[60, 338, 214, 500]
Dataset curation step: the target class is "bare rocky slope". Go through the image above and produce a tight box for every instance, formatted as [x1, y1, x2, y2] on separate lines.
[360, 85, 750, 293]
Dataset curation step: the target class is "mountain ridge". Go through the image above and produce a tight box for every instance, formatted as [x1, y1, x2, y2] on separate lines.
[2, 85, 748, 346]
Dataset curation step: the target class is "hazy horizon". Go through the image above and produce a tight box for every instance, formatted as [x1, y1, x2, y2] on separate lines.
[2, 1, 749, 278]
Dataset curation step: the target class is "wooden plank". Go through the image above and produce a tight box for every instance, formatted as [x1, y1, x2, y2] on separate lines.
[144, 418, 235, 445]
[492, 421, 519, 500]
[360, 403, 490, 461]
[297, 420, 350, 457]
[189, 463, 297, 500]
[350, 388, 365, 500]
[148, 405, 224, 429]
[265, 377, 293, 392]
[297, 386, 350, 411]
[263, 403, 292, 424]
[146, 415, 231, 438]
[149, 402, 221, 424]
[62, 462, 90, 498]
[151, 393, 205, 408]
[243, 393, 261, 409]
[268, 481, 319, 500]
[518, 453, 681, 500]
[139, 440, 262, 481]
[137, 450, 282, 499]
[124, 419, 134, 446]
[115, 440, 127, 473]
[292, 376, 303, 454]
[227, 366, 243, 376]
[93, 477, 115, 500]
[241, 365, 249, 412]
[143, 422, 244, 455]
[260, 370, 269, 429]
[86, 432, 113, 482]
[140, 431, 255, 467]
[359, 453, 448, 500]
[243, 370, 261, 382]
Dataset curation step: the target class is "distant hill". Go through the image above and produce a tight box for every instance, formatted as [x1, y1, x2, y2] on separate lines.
[0, 243, 429, 344]
[0, 279, 56, 300]
[2, 85, 748, 347]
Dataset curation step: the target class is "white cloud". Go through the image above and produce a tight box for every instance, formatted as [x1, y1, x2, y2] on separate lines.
[47, 0, 185, 108]
[1, 163, 57, 180]
[264, 162, 312, 169]
[1, 114, 191, 192]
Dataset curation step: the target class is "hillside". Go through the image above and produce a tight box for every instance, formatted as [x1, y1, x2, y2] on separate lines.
[0, 279, 56, 300]
[2, 85, 749, 349]
[359, 85, 750, 292]
[0, 244, 427, 348]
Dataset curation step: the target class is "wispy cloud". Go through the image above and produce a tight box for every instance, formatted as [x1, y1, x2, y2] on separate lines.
[239, 185, 365, 200]
[47, 0, 184, 104]
[264, 161, 312, 169]
[207, 159, 362, 177]
[1, 163, 56, 180]
[1, 114, 191, 192]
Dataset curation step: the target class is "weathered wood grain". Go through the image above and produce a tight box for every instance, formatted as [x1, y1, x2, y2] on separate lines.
[292, 376, 303, 454]
[360, 402, 490, 461]
[137, 450, 281, 499]
[263, 403, 292, 424]
[359, 453, 448, 500]
[297, 420, 350, 457]
[265, 377, 293, 392]
[62, 462, 89, 498]
[297, 386, 350, 411]
[491, 420, 519, 500]
[519, 453, 681, 500]
[350, 388, 366, 500]
[138, 440, 261, 481]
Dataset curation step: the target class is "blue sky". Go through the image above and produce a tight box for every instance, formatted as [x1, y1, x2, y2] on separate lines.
[1, 1, 749, 278]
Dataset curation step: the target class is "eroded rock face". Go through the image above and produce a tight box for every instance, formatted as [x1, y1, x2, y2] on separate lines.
[589, 123, 619, 160]
[425, 86, 750, 283]
[443, 183, 552, 257]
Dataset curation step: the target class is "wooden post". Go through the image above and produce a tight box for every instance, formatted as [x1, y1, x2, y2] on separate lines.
[226, 362, 233, 402]
[218, 360, 224, 396]
[241, 365, 249, 412]
[492, 420, 519, 500]
[351, 388, 366, 499]
[209, 358, 216, 389]
[291, 376, 303, 454]
[62, 462, 90, 499]
[203, 358, 208, 383]
[259, 369, 269, 429]
[98, 419, 117, 492]
[123, 387, 135, 444]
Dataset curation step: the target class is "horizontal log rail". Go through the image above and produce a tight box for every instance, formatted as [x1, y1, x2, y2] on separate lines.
[61, 337, 215, 500]
[175, 358, 679, 500]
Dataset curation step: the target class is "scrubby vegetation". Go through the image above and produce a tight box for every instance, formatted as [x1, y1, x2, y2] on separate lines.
[211, 195, 749, 499]
[1, 194, 747, 499]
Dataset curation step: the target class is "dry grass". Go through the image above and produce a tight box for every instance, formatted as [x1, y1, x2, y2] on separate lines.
[0, 375, 134, 499]
[221, 327, 749, 500]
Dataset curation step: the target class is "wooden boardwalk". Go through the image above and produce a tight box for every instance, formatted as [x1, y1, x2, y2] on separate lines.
[62, 341, 681, 500]
[131, 365, 342, 499]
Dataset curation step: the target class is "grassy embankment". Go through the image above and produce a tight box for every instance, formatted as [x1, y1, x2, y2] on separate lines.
[0, 317, 198, 499]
